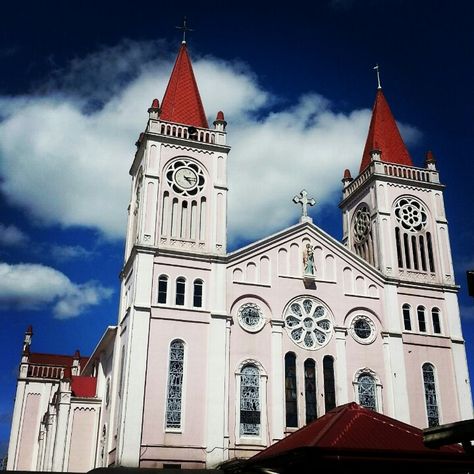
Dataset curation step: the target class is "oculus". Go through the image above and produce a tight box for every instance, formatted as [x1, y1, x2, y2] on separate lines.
[166, 159, 205, 196]
[283, 296, 334, 350]
[394, 197, 428, 233]
[350, 315, 376, 344]
[238, 303, 265, 332]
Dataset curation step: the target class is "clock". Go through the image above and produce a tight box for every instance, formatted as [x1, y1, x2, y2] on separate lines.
[165, 159, 205, 196]
[174, 167, 198, 190]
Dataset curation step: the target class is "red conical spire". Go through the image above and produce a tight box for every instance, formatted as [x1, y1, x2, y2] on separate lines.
[160, 43, 208, 128]
[359, 89, 413, 172]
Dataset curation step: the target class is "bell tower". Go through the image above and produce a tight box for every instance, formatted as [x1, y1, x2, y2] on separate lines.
[339, 87, 454, 286]
[113, 40, 231, 468]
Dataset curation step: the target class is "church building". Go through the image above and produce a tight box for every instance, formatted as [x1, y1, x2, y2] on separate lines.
[6, 40, 473, 471]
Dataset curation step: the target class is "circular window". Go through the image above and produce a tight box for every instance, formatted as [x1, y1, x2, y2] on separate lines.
[283, 297, 334, 350]
[353, 205, 371, 243]
[238, 303, 265, 332]
[394, 197, 428, 233]
[350, 315, 376, 344]
[165, 159, 205, 196]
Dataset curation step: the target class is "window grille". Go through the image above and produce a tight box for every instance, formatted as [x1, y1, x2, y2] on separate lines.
[358, 373, 377, 410]
[323, 356, 336, 412]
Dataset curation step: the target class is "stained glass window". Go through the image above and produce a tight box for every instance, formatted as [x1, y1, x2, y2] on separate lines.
[358, 373, 376, 410]
[166, 340, 184, 428]
[423, 363, 439, 427]
[240, 365, 260, 436]
[158, 275, 168, 304]
[305, 359, 317, 424]
[285, 353, 298, 427]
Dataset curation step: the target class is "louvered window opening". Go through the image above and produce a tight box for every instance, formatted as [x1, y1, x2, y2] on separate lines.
[285, 353, 298, 427]
[304, 359, 317, 424]
[323, 356, 336, 413]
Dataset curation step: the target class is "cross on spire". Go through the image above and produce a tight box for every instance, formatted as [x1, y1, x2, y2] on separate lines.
[176, 17, 194, 44]
[293, 190, 316, 223]
[374, 64, 382, 89]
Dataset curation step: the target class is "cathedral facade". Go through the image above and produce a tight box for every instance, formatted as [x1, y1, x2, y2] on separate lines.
[7, 42, 473, 471]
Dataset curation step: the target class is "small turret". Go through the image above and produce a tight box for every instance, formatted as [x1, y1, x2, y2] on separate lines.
[213, 111, 227, 131]
[148, 98, 160, 120]
[425, 150, 437, 170]
[341, 168, 353, 188]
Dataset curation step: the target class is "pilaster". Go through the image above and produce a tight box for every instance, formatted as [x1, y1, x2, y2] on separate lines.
[270, 320, 285, 442]
[334, 327, 349, 404]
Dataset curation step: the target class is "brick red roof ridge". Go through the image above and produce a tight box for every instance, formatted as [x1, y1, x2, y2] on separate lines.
[359, 89, 413, 173]
[160, 43, 209, 128]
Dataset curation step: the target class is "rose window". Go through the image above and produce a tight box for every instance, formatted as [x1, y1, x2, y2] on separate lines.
[394, 197, 428, 232]
[284, 297, 334, 350]
[238, 303, 265, 332]
[353, 206, 371, 243]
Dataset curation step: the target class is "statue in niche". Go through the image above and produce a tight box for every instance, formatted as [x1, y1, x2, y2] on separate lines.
[303, 243, 316, 276]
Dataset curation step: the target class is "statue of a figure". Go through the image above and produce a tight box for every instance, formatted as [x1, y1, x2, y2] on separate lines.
[303, 243, 315, 275]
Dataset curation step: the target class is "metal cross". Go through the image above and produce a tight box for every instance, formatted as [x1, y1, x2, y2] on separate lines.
[374, 64, 382, 89]
[176, 17, 194, 43]
[293, 190, 316, 221]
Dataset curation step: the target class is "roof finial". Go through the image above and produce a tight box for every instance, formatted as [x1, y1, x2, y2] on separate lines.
[374, 64, 382, 90]
[176, 16, 194, 44]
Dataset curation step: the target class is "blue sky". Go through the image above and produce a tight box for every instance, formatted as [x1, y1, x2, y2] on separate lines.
[1, 0, 473, 457]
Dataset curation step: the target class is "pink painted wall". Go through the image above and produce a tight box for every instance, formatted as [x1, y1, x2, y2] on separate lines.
[17, 393, 41, 470]
[68, 408, 98, 472]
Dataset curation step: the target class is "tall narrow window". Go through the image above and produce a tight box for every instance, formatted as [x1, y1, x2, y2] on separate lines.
[402, 304, 412, 331]
[411, 235, 419, 270]
[158, 275, 168, 304]
[417, 306, 426, 332]
[176, 277, 185, 306]
[323, 356, 336, 413]
[240, 365, 260, 436]
[357, 373, 377, 410]
[422, 363, 439, 427]
[419, 235, 427, 271]
[304, 359, 317, 424]
[432, 308, 441, 334]
[285, 353, 298, 427]
[403, 233, 411, 268]
[193, 279, 203, 308]
[166, 340, 184, 429]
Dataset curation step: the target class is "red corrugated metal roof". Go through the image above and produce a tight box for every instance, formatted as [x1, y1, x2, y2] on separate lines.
[160, 43, 208, 128]
[252, 403, 463, 462]
[359, 89, 413, 172]
[71, 376, 97, 398]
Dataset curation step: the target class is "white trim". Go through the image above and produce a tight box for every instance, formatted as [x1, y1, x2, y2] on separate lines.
[352, 367, 383, 412]
[420, 361, 442, 427]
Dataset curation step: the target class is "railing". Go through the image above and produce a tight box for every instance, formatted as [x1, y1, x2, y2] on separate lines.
[158, 122, 216, 144]
[27, 364, 63, 379]
[344, 161, 439, 197]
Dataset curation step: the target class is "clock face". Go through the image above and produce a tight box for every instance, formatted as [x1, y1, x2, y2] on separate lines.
[165, 159, 205, 196]
[174, 167, 198, 190]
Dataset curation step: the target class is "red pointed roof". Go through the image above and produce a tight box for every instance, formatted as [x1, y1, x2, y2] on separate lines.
[359, 89, 413, 172]
[160, 43, 208, 128]
[252, 403, 463, 462]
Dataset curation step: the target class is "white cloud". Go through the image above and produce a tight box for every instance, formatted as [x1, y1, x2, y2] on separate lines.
[0, 39, 421, 245]
[50, 244, 94, 262]
[0, 262, 113, 318]
[0, 224, 29, 247]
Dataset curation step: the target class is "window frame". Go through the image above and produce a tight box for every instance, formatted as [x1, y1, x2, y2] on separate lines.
[422, 362, 441, 427]
[175, 276, 186, 306]
[164, 339, 186, 432]
[157, 274, 169, 305]
[353, 367, 383, 412]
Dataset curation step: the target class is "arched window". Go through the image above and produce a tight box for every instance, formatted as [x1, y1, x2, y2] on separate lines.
[240, 365, 260, 436]
[304, 359, 317, 424]
[285, 353, 298, 427]
[158, 275, 168, 304]
[175, 277, 185, 306]
[402, 304, 412, 331]
[422, 363, 439, 427]
[357, 373, 377, 410]
[323, 356, 336, 413]
[432, 308, 441, 334]
[166, 340, 184, 429]
[417, 306, 426, 332]
[193, 279, 203, 308]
